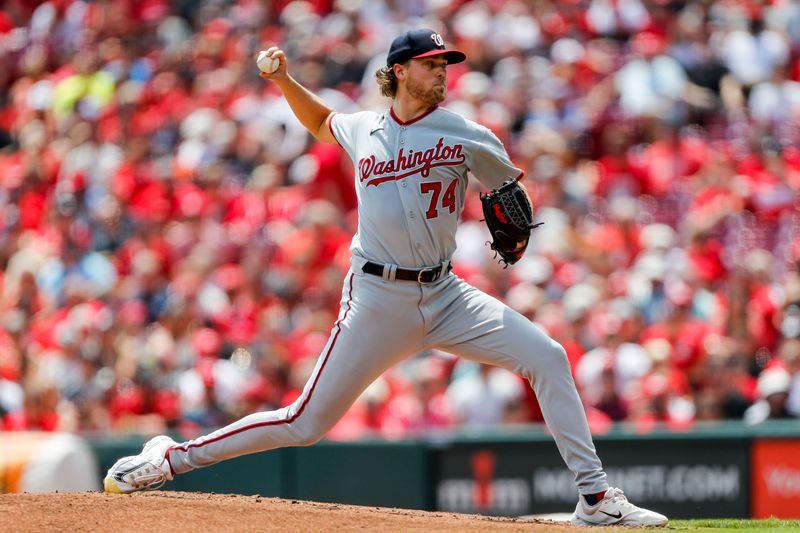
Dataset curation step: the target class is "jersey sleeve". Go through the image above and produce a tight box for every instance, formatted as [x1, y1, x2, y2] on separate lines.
[328, 111, 366, 157]
[467, 127, 524, 189]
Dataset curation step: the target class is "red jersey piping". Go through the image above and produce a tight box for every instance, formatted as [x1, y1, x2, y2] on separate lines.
[327, 112, 343, 148]
[389, 105, 438, 126]
[168, 273, 356, 455]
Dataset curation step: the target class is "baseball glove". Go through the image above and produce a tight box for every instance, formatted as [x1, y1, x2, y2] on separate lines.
[481, 180, 542, 266]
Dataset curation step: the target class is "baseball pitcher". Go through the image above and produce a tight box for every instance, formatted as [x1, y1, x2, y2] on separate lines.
[104, 28, 667, 527]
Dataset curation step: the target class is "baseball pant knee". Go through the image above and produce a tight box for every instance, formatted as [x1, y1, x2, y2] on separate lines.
[541, 341, 570, 375]
[512, 338, 570, 383]
[290, 418, 328, 447]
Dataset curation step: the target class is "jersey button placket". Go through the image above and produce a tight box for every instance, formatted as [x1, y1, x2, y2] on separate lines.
[395, 123, 419, 262]
[402, 129, 411, 216]
[399, 126, 406, 184]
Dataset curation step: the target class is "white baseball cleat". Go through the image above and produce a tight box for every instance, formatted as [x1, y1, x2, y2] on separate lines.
[570, 487, 668, 526]
[104, 435, 176, 494]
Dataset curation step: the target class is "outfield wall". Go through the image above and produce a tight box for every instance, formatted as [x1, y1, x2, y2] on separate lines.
[0, 432, 100, 493]
[86, 422, 800, 519]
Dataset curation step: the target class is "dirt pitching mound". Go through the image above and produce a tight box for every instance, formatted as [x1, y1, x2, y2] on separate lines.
[0, 491, 598, 532]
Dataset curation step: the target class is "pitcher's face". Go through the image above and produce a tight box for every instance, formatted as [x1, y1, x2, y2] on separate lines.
[403, 56, 448, 106]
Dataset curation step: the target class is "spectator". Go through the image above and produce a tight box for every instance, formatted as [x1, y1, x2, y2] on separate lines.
[744, 366, 794, 424]
[0, 0, 798, 437]
[447, 362, 528, 429]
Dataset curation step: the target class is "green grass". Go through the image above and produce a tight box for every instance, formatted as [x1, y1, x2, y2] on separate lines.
[667, 519, 800, 532]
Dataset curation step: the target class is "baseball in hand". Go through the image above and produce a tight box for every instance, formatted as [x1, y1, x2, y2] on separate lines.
[257, 51, 279, 74]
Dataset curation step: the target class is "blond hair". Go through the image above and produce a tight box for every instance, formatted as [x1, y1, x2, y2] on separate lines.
[375, 65, 398, 98]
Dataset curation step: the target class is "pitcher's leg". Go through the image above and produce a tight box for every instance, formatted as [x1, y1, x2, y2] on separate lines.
[168, 272, 422, 474]
[426, 278, 607, 493]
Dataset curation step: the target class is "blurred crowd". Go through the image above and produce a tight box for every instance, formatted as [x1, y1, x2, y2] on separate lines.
[0, 0, 799, 439]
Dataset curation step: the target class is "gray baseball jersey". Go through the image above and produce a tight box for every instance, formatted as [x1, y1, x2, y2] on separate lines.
[165, 105, 608, 496]
[330, 106, 520, 267]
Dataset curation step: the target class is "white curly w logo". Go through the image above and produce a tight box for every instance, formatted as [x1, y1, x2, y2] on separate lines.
[431, 33, 444, 47]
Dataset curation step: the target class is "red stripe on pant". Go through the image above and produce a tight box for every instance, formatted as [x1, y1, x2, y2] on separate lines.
[165, 272, 356, 468]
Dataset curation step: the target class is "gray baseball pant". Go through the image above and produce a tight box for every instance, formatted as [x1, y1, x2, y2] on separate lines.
[166, 261, 608, 494]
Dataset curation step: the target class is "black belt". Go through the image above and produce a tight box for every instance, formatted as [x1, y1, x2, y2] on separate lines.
[362, 261, 452, 283]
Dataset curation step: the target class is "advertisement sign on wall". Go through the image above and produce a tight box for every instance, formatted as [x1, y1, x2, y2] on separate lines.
[434, 438, 750, 519]
[752, 439, 800, 519]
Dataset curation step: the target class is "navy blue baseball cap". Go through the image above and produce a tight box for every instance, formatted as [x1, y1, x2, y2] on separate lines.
[386, 28, 466, 67]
